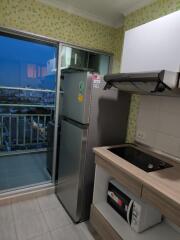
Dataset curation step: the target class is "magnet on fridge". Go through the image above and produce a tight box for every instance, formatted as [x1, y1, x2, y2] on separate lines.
[78, 94, 84, 102]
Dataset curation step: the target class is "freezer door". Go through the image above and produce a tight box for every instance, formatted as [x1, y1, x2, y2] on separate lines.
[62, 72, 92, 124]
[56, 119, 88, 222]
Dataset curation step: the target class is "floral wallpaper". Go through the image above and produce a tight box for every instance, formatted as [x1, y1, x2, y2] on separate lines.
[0, 0, 180, 143]
[0, 0, 123, 73]
[125, 0, 180, 142]
[124, 0, 180, 31]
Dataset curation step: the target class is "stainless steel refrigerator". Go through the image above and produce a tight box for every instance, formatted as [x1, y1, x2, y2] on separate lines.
[56, 71, 130, 223]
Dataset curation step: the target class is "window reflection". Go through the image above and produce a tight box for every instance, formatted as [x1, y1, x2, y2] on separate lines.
[0, 34, 57, 155]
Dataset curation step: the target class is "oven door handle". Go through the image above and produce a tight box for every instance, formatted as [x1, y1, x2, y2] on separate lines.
[127, 200, 134, 225]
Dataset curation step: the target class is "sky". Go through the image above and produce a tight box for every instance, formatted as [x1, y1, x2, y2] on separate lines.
[0, 35, 57, 90]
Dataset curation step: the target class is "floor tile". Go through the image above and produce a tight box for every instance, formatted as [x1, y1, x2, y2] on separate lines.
[12, 198, 41, 220]
[38, 194, 61, 211]
[0, 203, 14, 224]
[30, 232, 52, 240]
[15, 212, 49, 240]
[0, 221, 17, 240]
[43, 206, 72, 231]
[76, 222, 100, 240]
[51, 224, 89, 240]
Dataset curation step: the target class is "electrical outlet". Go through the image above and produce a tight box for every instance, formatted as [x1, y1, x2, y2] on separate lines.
[136, 130, 146, 141]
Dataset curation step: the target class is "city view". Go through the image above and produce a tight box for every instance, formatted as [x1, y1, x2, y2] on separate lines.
[0, 35, 57, 153]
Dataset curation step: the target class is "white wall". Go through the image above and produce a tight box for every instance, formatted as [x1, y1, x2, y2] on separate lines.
[136, 95, 180, 160]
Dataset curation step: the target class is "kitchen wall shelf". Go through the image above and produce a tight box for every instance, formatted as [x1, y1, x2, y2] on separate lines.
[91, 164, 180, 240]
[91, 202, 180, 240]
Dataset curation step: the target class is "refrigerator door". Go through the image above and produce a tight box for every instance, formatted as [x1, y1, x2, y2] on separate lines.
[56, 119, 88, 222]
[62, 72, 92, 124]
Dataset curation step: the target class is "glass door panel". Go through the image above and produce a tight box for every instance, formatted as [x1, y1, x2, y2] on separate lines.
[0, 34, 58, 192]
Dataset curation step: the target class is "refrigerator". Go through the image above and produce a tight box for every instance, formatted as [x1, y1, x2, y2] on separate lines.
[56, 71, 130, 223]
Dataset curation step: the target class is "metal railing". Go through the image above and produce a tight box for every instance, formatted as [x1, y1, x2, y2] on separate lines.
[0, 113, 52, 152]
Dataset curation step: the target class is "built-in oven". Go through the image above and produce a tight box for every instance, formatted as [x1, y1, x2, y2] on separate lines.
[107, 180, 162, 233]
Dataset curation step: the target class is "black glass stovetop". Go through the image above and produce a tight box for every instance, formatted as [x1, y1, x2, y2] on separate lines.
[109, 145, 173, 172]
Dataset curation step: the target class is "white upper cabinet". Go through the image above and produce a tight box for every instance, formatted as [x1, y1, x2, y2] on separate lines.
[121, 11, 180, 73]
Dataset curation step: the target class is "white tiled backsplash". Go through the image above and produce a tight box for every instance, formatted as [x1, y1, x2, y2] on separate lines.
[136, 95, 180, 161]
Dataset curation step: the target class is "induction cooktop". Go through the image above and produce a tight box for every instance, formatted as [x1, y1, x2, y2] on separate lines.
[108, 145, 173, 172]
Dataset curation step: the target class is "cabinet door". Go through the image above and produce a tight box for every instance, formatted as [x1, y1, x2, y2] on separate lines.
[90, 205, 123, 240]
[121, 11, 180, 73]
[95, 156, 142, 198]
[142, 186, 180, 227]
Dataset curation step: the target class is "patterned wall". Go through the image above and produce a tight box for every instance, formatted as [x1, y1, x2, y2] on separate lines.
[0, 0, 124, 73]
[124, 0, 180, 31]
[0, 0, 180, 143]
[125, 0, 180, 142]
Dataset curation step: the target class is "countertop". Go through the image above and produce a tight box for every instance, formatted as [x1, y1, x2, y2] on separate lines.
[93, 144, 180, 211]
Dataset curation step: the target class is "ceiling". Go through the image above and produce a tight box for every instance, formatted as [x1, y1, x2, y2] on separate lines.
[39, 0, 155, 27]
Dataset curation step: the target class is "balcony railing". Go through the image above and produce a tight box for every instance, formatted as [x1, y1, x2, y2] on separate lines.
[0, 113, 52, 152]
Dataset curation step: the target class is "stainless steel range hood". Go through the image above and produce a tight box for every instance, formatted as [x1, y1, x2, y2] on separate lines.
[104, 70, 180, 96]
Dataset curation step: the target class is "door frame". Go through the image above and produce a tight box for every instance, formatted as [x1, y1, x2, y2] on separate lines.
[0, 25, 113, 192]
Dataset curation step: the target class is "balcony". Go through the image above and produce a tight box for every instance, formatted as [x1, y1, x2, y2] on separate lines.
[0, 113, 52, 153]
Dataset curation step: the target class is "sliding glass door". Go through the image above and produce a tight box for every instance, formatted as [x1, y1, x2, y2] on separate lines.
[0, 28, 112, 194]
[0, 33, 58, 192]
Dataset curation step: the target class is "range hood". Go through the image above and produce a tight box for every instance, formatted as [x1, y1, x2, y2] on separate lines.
[104, 70, 180, 96]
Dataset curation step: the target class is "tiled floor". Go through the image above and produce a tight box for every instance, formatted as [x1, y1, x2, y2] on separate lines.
[0, 194, 100, 240]
[0, 152, 51, 191]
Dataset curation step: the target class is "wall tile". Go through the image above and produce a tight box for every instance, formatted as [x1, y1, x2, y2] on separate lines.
[158, 111, 180, 137]
[137, 108, 160, 131]
[136, 128, 158, 147]
[136, 95, 180, 160]
[156, 133, 180, 157]
[158, 96, 180, 114]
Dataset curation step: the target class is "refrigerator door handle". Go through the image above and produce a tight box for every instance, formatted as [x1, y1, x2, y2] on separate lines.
[75, 130, 88, 221]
